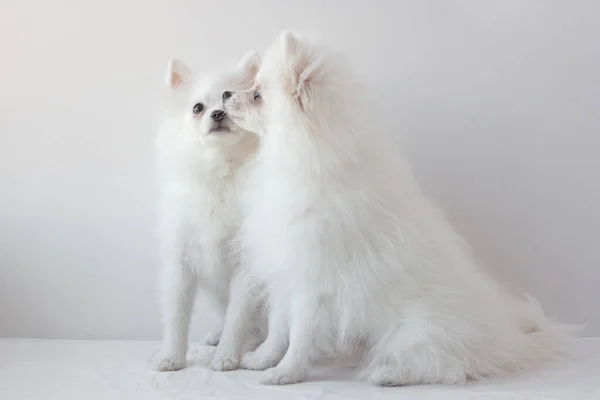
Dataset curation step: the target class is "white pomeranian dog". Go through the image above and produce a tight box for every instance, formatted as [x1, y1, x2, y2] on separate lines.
[222, 31, 572, 386]
[155, 53, 262, 372]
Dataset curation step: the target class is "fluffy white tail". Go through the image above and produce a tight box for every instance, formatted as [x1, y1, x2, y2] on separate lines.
[517, 294, 581, 364]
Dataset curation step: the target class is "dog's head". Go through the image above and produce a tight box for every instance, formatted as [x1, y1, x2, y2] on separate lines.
[223, 32, 350, 139]
[164, 52, 261, 147]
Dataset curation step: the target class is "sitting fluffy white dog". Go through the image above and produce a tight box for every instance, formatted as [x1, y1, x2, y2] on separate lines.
[155, 53, 262, 372]
[223, 32, 571, 386]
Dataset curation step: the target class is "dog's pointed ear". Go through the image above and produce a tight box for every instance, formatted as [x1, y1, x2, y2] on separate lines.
[280, 31, 300, 61]
[237, 50, 261, 81]
[298, 56, 323, 92]
[279, 31, 322, 110]
[279, 31, 303, 85]
[165, 58, 192, 88]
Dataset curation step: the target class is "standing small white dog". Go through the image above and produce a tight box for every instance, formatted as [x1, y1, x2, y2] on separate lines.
[155, 53, 261, 372]
[223, 32, 571, 386]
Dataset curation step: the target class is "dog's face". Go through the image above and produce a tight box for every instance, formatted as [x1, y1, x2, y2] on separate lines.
[165, 52, 261, 147]
[223, 32, 337, 138]
[220, 65, 270, 136]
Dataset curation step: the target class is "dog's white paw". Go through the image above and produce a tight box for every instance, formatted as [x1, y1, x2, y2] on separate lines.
[211, 356, 239, 371]
[200, 330, 221, 346]
[366, 367, 403, 386]
[154, 355, 186, 372]
[240, 350, 279, 370]
[260, 367, 304, 385]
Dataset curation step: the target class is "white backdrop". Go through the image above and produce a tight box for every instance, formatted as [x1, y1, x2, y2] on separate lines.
[1, 1, 598, 339]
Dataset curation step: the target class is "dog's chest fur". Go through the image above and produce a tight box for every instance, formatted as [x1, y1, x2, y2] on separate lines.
[161, 144, 252, 293]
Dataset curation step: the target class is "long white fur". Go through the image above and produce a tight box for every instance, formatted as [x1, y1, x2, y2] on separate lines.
[223, 32, 573, 386]
[155, 53, 262, 372]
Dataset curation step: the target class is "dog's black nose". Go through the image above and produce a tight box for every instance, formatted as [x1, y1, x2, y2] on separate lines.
[222, 91, 232, 101]
[210, 110, 226, 122]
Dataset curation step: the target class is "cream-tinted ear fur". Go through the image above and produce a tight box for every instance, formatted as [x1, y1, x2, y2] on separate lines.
[165, 58, 193, 88]
[237, 51, 261, 82]
[279, 31, 302, 89]
[280, 31, 300, 62]
[279, 31, 323, 110]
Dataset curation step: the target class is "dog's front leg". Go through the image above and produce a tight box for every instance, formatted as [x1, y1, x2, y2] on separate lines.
[155, 260, 197, 371]
[211, 272, 256, 371]
[241, 287, 290, 370]
[261, 291, 317, 385]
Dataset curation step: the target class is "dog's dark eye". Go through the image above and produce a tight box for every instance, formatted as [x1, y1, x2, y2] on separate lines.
[253, 91, 261, 101]
[192, 103, 204, 114]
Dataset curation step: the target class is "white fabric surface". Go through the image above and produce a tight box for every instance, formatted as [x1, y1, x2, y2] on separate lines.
[0, 338, 598, 400]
